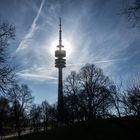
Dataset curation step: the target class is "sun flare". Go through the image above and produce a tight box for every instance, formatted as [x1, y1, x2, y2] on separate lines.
[50, 39, 73, 58]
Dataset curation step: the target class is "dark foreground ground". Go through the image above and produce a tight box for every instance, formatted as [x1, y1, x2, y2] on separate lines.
[7, 116, 140, 140]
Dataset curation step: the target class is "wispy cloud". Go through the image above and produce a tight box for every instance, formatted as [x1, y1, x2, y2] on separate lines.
[12, 0, 139, 85]
[16, 58, 125, 82]
[17, 72, 57, 81]
[67, 58, 126, 67]
[17, 66, 57, 82]
[2, 0, 139, 104]
[15, 0, 45, 53]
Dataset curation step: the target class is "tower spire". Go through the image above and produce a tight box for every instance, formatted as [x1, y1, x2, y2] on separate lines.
[59, 17, 62, 46]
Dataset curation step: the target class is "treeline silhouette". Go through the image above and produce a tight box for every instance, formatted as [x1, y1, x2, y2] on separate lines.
[63, 64, 140, 121]
[0, 21, 140, 138]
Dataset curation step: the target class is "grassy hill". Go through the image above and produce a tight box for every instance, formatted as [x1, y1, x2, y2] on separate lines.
[7, 116, 140, 140]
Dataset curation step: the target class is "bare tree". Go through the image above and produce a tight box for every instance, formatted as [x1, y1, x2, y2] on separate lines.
[119, 74, 140, 116]
[48, 104, 57, 128]
[8, 84, 34, 137]
[30, 104, 42, 132]
[123, 85, 140, 116]
[78, 64, 113, 119]
[123, 0, 140, 27]
[0, 97, 9, 137]
[64, 71, 82, 123]
[41, 100, 50, 131]
[64, 64, 114, 121]
[0, 22, 15, 95]
[64, 71, 81, 96]
[109, 83, 124, 118]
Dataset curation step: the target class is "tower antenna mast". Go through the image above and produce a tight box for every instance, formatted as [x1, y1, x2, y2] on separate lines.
[59, 17, 62, 46]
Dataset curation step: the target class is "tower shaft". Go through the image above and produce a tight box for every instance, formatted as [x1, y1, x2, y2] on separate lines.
[57, 68, 64, 124]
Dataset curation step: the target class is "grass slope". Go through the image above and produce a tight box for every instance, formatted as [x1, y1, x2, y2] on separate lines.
[7, 117, 140, 140]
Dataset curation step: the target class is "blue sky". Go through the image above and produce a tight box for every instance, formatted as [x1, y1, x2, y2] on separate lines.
[0, 0, 140, 104]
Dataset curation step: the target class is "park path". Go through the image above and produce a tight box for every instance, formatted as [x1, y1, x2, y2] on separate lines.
[4, 130, 31, 139]
[4, 128, 51, 139]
